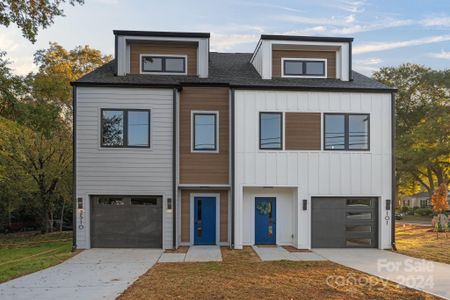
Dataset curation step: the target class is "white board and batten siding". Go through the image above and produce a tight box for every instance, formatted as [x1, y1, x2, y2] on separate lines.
[234, 90, 393, 249]
[75, 87, 174, 249]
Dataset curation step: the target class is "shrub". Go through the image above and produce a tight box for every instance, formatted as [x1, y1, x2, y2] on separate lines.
[415, 208, 433, 216]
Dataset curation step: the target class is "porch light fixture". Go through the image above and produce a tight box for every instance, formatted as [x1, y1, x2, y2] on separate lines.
[302, 199, 307, 211]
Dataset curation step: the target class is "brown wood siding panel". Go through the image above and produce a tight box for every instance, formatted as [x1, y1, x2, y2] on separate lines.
[180, 190, 229, 244]
[180, 87, 229, 184]
[285, 113, 321, 150]
[129, 42, 198, 75]
[272, 50, 336, 78]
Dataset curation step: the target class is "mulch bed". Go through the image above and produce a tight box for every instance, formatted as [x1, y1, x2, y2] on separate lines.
[164, 246, 189, 254]
[282, 245, 312, 252]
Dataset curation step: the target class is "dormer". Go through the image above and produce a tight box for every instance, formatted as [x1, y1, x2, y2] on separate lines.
[251, 35, 353, 81]
[114, 30, 210, 78]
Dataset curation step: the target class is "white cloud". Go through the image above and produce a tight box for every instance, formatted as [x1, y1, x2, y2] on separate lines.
[283, 26, 328, 35]
[353, 35, 450, 54]
[0, 29, 38, 75]
[210, 33, 259, 52]
[420, 17, 450, 27]
[240, 1, 304, 13]
[429, 50, 450, 60]
[331, 18, 412, 34]
[355, 57, 383, 65]
[273, 14, 356, 26]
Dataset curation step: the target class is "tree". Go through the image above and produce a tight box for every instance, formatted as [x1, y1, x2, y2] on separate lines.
[0, 51, 27, 119]
[373, 64, 450, 199]
[432, 183, 449, 214]
[0, 0, 84, 43]
[32, 42, 112, 118]
[0, 116, 72, 232]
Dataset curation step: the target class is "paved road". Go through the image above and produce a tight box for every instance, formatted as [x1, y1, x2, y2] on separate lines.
[314, 248, 450, 299]
[0, 249, 162, 300]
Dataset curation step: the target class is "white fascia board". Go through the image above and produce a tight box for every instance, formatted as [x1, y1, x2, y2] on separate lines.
[261, 40, 272, 79]
[118, 35, 209, 77]
[340, 42, 350, 81]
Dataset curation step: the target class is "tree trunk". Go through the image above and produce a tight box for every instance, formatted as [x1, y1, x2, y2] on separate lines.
[59, 198, 65, 232]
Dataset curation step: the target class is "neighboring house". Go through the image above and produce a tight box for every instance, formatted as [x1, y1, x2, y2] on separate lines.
[72, 30, 396, 250]
[401, 192, 431, 209]
[401, 192, 450, 209]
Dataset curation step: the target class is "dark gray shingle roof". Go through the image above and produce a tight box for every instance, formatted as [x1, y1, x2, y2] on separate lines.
[74, 52, 393, 91]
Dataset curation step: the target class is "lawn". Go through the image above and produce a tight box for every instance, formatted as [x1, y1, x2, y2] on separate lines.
[119, 247, 438, 300]
[0, 231, 78, 283]
[400, 215, 432, 223]
[396, 224, 450, 264]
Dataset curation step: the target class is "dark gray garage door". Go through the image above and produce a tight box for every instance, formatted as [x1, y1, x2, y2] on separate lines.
[91, 195, 162, 248]
[312, 197, 378, 248]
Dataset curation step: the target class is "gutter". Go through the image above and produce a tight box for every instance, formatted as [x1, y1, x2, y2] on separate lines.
[230, 88, 235, 248]
[172, 88, 178, 249]
[72, 87, 77, 251]
[391, 91, 397, 251]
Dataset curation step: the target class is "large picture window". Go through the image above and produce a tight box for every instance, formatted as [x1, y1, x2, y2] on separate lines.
[141, 55, 186, 74]
[192, 112, 217, 151]
[259, 112, 283, 150]
[324, 113, 369, 150]
[101, 109, 150, 148]
[283, 59, 326, 77]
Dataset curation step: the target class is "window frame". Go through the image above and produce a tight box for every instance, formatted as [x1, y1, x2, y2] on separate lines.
[140, 54, 187, 75]
[323, 113, 370, 151]
[259, 112, 284, 151]
[191, 111, 219, 153]
[281, 58, 327, 78]
[100, 108, 151, 149]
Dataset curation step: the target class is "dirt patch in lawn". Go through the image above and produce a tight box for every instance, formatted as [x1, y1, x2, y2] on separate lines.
[282, 245, 312, 253]
[396, 224, 450, 264]
[164, 246, 189, 254]
[119, 246, 438, 300]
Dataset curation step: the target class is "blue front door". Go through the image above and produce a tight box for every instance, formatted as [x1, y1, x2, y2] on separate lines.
[194, 196, 216, 245]
[255, 197, 276, 244]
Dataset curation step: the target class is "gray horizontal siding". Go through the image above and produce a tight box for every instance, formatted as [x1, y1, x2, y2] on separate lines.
[75, 87, 174, 249]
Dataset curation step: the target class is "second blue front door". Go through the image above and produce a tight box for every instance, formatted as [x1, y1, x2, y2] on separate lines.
[194, 196, 216, 245]
[255, 197, 276, 244]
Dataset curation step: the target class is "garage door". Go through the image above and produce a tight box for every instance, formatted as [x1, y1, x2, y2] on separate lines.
[91, 195, 162, 248]
[312, 197, 378, 248]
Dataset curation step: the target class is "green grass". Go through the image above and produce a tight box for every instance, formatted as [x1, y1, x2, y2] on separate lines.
[0, 231, 77, 283]
[401, 215, 432, 223]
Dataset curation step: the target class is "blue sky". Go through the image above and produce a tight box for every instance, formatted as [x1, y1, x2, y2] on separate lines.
[1, 0, 450, 76]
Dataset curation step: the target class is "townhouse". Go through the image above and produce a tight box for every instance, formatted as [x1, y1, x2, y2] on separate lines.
[72, 30, 396, 250]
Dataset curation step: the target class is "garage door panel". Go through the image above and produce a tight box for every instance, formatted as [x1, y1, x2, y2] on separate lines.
[91, 195, 162, 248]
[312, 197, 378, 248]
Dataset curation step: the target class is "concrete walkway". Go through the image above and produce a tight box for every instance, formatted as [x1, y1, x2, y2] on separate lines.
[314, 249, 450, 299]
[159, 246, 222, 263]
[253, 246, 325, 261]
[0, 249, 162, 300]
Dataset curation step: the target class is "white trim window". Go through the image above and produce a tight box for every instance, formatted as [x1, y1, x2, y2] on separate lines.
[281, 58, 327, 78]
[140, 54, 187, 75]
[191, 111, 219, 153]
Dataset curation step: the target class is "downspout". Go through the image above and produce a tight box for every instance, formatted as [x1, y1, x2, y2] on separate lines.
[72, 86, 77, 251]
[172, 88, 178, 249]
[231, 88, 235, 248]
[391, 91, 397, 251]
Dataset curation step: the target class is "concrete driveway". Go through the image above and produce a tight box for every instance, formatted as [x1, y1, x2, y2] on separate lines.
[0, 249, 162, 300]
[314, 248, 450, 299]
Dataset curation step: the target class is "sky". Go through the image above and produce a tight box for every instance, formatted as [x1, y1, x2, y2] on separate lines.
[1, 0, 450, 76]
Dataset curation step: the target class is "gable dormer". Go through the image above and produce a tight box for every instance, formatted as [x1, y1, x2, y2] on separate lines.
[251, 35, 353, 81]
[114, 30, 210, 78]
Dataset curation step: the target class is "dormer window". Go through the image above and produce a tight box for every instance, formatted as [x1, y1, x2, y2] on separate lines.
[140, 55, 187, 75]
[282, 58, 326, 78]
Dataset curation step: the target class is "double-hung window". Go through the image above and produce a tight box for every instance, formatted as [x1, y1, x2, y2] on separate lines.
[101, 109, 150, 148]
[282, 59, 326, 77]
[324, 113, 370, 150]
[141, 55, 186, 74]
[192, 112, 218, 152]
[259, 112, 283, 150]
